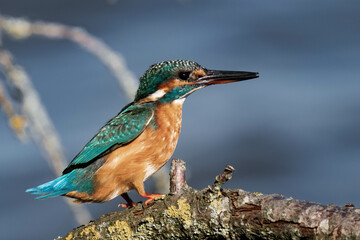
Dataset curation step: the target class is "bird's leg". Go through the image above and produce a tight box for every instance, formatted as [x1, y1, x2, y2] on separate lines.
[118, 192, 136, 208]
[134, 180, 163, 205]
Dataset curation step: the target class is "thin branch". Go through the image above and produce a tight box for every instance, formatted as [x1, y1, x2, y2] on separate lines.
[0, 79, 27, 141]
[210, 165, 235, 192]
[0, 49, 66, 174]
[0, 49, 91, 225]
[169, 158, 187, 194]
[0, 15, 138, 100]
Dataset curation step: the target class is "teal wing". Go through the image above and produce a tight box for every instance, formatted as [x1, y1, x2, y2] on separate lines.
[62, 104, 154, 174]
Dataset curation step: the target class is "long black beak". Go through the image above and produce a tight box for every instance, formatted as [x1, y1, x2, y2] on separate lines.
[196, 70, 259, 85]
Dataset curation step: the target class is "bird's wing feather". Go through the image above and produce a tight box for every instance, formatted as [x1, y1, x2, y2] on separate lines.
[62, 104, 154, 174]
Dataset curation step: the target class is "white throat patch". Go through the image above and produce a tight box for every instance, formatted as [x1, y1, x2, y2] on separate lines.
[173, 98, 186, 105]
[147, 89, 167, 101]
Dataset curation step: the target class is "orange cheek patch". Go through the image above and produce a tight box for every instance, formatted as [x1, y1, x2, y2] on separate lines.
[158, 79, 182, 92]
[158, 79, 196, 92]
[192, 69, 206, 79]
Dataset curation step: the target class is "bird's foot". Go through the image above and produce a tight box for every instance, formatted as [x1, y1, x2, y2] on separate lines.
[141, 193, 164, 205]
[118, 192, 136, 208]
[118, 202, 136, 208]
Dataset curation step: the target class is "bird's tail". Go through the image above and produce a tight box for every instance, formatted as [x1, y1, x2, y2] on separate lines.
[26, 174, 73, 199]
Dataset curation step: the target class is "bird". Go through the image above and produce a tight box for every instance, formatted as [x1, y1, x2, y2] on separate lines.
[26, 60, 259, 207]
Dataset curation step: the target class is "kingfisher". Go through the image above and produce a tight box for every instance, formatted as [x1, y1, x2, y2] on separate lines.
[26, 60, 258, 207]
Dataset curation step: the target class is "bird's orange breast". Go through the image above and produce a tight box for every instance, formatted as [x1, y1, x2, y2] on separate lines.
[82, 100, 184, 202]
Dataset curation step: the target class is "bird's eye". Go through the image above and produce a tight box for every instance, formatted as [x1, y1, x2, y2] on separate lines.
[178, 71, 191, 80]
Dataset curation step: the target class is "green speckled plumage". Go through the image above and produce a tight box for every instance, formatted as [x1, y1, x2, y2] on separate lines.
[135, 60, 203, 102]
[63, 104, 155, 174]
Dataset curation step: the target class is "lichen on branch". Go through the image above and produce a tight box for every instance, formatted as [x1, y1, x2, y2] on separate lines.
[58, 159, 360, 240]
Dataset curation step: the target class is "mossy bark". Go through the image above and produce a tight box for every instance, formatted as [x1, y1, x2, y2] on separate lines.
[58, 160, 360, 240]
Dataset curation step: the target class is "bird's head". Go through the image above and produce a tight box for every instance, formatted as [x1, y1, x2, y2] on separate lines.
[134, 60, 258, 104]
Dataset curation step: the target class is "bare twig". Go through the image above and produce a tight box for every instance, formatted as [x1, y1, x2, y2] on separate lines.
[0, 15, 138, 100]
[0, 49, 66, 174]
[0, 79, 27, 141]
[0, 49, 91, 225]
[169, 158, 187, 194]
[210, 165, 235, 191]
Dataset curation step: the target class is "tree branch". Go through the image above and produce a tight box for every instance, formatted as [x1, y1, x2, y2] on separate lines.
[0, 79, 27, 141]
[0, 15, 138, 100]
[58, 159, 360, 240]
[0, 48, 92, 225]
[169, 158, 188, 194]
[210, 165, 235, 192]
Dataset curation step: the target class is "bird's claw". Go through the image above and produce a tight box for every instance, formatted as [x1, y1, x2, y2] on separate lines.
[118, 202, 136, 208]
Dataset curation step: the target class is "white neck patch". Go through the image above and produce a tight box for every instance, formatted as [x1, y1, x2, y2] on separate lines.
[147, 89, 166, 101]
[173, 98, 186, 105]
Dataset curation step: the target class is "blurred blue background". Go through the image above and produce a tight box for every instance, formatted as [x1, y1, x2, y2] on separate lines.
[1, 0, 359, 239]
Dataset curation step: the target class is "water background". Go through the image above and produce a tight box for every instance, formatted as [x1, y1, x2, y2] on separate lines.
[0, 0, 359, 239]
